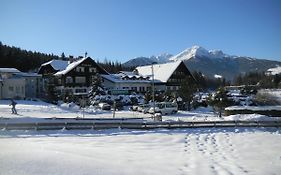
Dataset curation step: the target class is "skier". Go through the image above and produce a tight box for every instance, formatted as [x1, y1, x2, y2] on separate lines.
[9, 99, 17, 114]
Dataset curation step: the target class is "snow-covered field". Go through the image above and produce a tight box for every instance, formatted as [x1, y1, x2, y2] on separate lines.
[1, 100, 281, 175]
[1, 128, 281, 175]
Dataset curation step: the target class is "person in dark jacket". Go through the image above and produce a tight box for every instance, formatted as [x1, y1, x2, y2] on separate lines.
[9, 99, 17, 114]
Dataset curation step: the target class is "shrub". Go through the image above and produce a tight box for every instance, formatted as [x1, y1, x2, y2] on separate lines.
[253, 92, 281, 106]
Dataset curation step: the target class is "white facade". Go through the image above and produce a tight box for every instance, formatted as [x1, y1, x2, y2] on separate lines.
[24, 74, 43, 99]
[101, 72, 152, 94]
[0, 68, 42, 99]
[102, 76, 151, 93]
[1, 78, 25, 99]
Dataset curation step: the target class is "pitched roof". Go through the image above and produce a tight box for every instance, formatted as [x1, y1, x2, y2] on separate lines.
[54, 57, 109, 76]
[41, 60, 68, 71]
[135, 61, 183, 82]
[55, 58, 87, 76]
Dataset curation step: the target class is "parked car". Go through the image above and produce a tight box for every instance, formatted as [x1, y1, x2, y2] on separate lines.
[148, 102, 178, 115]
[98, 103, 111, 110]
[131, 105, 139, 111]
[137, 104, 151, 113]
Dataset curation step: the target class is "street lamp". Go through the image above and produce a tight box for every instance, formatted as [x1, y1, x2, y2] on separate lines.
[151, 62, 157, 120]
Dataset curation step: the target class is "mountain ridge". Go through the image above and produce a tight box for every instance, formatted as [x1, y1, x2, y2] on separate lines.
[122, 45, 281, 81]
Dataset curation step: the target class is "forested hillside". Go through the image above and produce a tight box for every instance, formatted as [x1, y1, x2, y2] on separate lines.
[0, 42, 60, 72]
[0, 42, 128, 73]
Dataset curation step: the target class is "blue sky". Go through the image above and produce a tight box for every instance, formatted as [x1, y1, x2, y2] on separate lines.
[0, 0, 280, 62]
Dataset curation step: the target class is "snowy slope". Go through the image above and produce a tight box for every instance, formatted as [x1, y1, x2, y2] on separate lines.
[169, 45, 227, 61]
[122, 53, 173, 67]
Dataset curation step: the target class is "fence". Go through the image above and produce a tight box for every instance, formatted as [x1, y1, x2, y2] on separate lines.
[1, 120, 281, 130]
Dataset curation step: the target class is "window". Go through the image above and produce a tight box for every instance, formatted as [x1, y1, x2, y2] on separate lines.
[75, 76, 86, 83]
[57, 79, 62, 85]
[66, 77, 73, 84]
[89, 67, 97, 73]
[75, 89, 87, 93]
[131, 87, 137, 91]
[9, 86, 14, 92]
[76, 67, 85, 72]
[16, 86, 20, 93]
[139, 87, 145, 92]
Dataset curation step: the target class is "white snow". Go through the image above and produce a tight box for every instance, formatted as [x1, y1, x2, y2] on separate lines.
[136, 61, 182, 82]
[1, 100, 281, 123]
[225, 105, 281, 111]
[0, 68, 21, 73]
[55, 58, 87, 75]
[214, 74, 223, 79]
[266, 66, 281, 75]
[41, 60, 68, 71]
[260, 89, 281, 103]
[0, 128, 281, 175]
[169, 45, 229, 62]
[1, 100, 281, 174]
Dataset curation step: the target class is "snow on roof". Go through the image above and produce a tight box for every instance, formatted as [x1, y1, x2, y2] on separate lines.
[55, 58, 87, 76]
[0, 68, 21, 73]
[267, 66, 281, 75]
[214, 74, 222, 79]
[225, 105, 281, 111]
[135, 61, 182, 82]
[119, 71, 138, 76]
[42, 60, 68, 71]
[101, 74, 151, 83]
[16, 72, 42, 77]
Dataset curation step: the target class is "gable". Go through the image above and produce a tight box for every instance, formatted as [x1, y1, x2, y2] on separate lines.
[136, 61, 184, 82]
[54, 57, 108, 76]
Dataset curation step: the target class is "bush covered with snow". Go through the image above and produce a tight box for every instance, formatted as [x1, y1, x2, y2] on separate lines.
[254, 91, 281, 106]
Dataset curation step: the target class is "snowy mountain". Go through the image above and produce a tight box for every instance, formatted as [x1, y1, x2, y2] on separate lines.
[177, 46, 281, 80]
[122, 53, 173, 67]
[123, 45, 281, 81]
[169, 45, 227, 61]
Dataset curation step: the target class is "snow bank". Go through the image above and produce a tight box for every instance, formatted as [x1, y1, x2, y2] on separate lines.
[225, 105, 281, 111]
[224, 114, 279, 121]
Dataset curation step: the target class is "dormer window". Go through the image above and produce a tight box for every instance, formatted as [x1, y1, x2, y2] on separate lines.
[66, 76, 73, 84]
[89, 67, 97, 73]
[76, 67, 85, 72]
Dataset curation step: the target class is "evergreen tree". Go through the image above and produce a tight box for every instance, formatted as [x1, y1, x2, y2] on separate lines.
[208, 87, 234, 117]
[178, 76, 198, 111]
[0, 42, 58, 72]
[88, 74, 103, 103]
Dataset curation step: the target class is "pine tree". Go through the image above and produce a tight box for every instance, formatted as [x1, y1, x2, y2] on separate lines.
[208, 87, 234, 117]
[178, 76, 198, 111]
[88, 74, 103, 103]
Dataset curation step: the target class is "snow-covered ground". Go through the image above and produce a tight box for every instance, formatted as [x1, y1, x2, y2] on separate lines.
[260, 89, 281, 103]
[1, 100, 279, 122]
[1, 100, 281, 174]
[1, 128, 281, 175]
